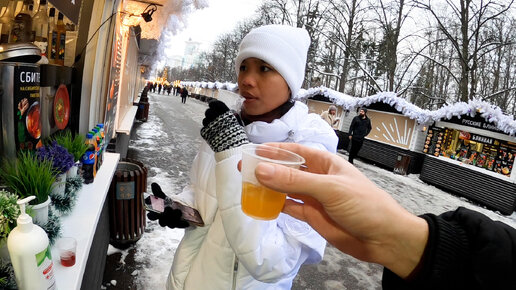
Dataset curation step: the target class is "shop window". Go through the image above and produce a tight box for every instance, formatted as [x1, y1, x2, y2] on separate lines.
[423, 127, 515, 177]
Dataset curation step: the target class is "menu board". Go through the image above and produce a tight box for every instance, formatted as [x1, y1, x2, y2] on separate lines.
[423, 127, 443, 156]
[13, 66, 41, 151]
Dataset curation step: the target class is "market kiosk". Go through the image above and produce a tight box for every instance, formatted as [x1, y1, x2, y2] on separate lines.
[350, 102, 428, 174]
[420, 111, 516, 215]
[299, 89, 430, 175]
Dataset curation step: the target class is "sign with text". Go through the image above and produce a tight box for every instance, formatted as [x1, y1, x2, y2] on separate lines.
[446, 114, 505, 134]
[48, 0, 82, 24]
[470, 134, 495, 145]
[13, 65, 41, 151]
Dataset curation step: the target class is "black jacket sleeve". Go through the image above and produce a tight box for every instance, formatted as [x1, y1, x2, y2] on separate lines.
[382, 207, 516, 290]
[349, 117, 357, 135]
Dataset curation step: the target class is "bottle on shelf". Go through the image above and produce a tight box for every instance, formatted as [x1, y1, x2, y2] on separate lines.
[64, 17, 78, 66]
[48, 7, 56, 63]
[51, 12, 66, 65]
[32, 0, 49, 42]
[81, 133, 98, 184]
[0, 0, 16, 44]
[7, 196, 56, 290]
[9, 0, 33, 43]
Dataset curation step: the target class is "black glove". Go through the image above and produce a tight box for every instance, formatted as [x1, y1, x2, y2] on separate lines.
[146, 183, 190, 228]
[200, 100, 248, 153]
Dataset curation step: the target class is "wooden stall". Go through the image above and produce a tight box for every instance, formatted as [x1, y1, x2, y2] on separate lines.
[419, 113, 516, 214]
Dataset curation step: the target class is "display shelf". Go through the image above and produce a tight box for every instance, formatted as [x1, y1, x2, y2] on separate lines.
[116, 105, 138, 135]
[51, 152, 120, 289]
[420, 155, 516, 215]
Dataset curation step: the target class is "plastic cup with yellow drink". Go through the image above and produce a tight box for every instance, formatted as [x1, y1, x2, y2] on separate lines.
[240, 144, 305, 220]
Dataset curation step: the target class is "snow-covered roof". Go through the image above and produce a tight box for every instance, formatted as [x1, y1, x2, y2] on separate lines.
[181, 81, 238, 91]
[181, 81, 516, 136]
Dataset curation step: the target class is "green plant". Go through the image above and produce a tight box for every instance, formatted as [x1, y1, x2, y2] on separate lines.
[0, 151, 57, 205]
[0, 260, 16, 289]
[0, 189, 19, 240]
[51, 130, 88, 162]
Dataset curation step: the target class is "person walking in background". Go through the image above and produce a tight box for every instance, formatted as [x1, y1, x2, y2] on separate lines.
[348, 107, 371, 164]
[158, 83, 163, 94]
[180, 87, 188, 104]
[252, 142, 516, 289]
[320, 105, 340, 129]
[148, 24, 337, 289]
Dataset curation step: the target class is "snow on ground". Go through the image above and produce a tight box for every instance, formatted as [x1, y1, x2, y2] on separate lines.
[352, 157, 516, 227]
[126, 108, 187, 289]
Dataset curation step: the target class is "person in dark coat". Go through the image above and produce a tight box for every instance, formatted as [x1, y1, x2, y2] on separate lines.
[348, 107, 371, 164]
[158, 83, 163, 94]
[180, 87, 188, 104]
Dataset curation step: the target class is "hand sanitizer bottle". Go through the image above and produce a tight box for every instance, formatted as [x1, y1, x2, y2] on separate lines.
[7, 196, 57, 290]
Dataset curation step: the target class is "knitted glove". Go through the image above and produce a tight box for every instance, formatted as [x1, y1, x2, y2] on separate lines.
[146, 183, 190, 228]
[200, 100, 248, 153]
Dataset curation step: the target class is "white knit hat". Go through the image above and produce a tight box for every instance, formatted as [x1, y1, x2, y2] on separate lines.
[235, 25, 310, 98]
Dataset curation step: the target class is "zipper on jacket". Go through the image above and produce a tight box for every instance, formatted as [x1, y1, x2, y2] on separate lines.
[231, 255, 239, 290]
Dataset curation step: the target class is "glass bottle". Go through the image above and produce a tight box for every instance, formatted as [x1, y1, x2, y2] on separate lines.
[32, 0, 49, 43]
[9, 0, 33, 43]
[48, 7, 56, 63]
[53, 12, 66, 65]
[0, 0, 16, 43]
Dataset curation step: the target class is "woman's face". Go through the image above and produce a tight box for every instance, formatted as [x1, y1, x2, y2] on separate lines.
[238, 58, 290, 116]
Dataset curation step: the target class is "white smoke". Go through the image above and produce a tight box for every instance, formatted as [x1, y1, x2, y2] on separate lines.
[150, 0, 209, 74]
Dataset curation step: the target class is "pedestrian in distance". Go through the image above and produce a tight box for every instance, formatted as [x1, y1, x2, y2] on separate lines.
[348, 107, 371, 164]
[250, 142, 516, 290]
[167, 85, 171, 95]
[147, 24, 338, 289]
[180, 87, 188, 104]
[320, 105, 340, 129]
[158, 83, 163, 94]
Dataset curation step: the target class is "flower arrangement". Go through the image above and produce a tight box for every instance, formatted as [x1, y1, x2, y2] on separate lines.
[36, 141, 75, 175]
[0, 151, 57, 205]
[0, 189, 20, 241]
[51, 130, 88, 163]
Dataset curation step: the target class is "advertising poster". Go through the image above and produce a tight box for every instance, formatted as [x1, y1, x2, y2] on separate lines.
[13, 66, 41, 151]
[367, 110, 416, 149]
[103, 15, 123, 146]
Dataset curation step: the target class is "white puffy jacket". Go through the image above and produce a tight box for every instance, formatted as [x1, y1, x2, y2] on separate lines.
[167, 101, 338, 289]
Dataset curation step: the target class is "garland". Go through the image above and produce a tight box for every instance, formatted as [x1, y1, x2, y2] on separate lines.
[50, 176, 83, 215]
[37, 208, 61, 245]
[0, 260, 16, 290]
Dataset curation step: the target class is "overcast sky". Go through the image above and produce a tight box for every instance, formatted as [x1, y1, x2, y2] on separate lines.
[165, 0, 262, 56]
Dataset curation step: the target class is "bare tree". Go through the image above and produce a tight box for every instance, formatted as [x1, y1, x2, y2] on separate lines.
[414, 0, 514, 102]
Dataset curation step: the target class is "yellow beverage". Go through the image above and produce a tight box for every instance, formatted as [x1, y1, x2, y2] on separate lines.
[241, 182, 286, 220]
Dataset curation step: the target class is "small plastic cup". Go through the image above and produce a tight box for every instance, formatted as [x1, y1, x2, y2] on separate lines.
[240, 144, 305, 220]
[56, 237, 77, 267]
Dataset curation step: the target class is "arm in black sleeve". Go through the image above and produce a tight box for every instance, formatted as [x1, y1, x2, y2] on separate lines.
[382, 206, 516, 290]
[349, 117, 357, 135]
[366, 118, 372, 136]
